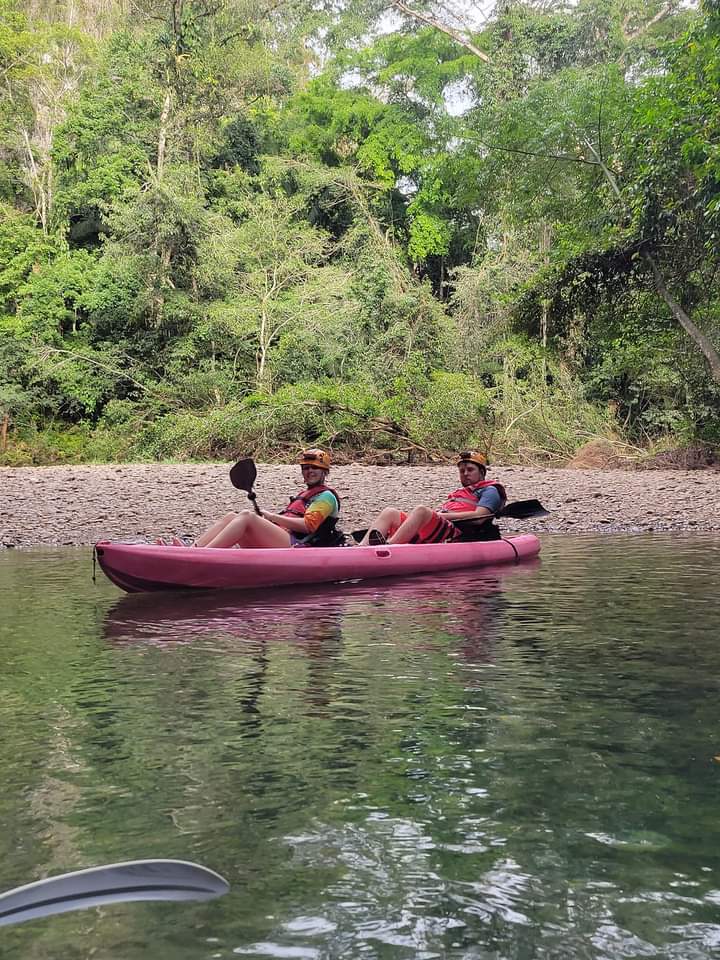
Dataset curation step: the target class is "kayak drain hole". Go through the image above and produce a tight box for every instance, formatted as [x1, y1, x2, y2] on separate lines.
[375, 549, 391, 558]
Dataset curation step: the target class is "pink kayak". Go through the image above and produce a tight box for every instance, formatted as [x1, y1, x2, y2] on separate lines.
[94, 535, 541, 593]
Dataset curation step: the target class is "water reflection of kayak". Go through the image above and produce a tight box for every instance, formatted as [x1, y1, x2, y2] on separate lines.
[102, 563, 537, 646]
[94, 534, 541, 594]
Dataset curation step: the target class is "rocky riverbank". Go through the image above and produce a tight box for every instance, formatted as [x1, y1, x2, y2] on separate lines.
[1, 462, 718, 548]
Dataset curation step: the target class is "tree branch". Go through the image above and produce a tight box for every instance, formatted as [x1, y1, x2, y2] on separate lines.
[624, 2, 673, 42]
[460, 131, 604, 167]
[644, 254, 720, 382]
[33, 347, 161, 394]
[582, 137, 622, 198]
[389, 0, 491, 63]
[218, 29, 251, 48]
[583, 139, 720, 383]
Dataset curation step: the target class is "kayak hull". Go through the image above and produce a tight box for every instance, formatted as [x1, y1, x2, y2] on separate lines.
[94, 535, 541, 594]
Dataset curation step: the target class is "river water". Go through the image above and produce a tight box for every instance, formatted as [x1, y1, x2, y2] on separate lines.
[1, 534, 719, 959]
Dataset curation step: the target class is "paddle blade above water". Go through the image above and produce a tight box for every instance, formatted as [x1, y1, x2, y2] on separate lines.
[499, 499, 549, 519]
[229, 457, 262, 515]
[229, 458, 257, 492]
[0, 859, 229, 927]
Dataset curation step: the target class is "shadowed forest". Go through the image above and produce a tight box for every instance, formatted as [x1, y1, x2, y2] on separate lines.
[1, 0, 719, 465]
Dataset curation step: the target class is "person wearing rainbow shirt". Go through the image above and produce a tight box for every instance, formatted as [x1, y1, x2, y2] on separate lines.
[165, 449, 341, 549]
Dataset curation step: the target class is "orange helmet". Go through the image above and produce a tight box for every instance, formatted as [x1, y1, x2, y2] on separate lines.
[456, 450, 489, 468]
[299, 448, 331, 471]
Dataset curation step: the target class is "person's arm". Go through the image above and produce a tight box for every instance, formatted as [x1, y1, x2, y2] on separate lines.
[259, 511, 309, 533]
[439, 487, 503, 522]
[302, 491, 339, 533]
[438, 506, 494, 521]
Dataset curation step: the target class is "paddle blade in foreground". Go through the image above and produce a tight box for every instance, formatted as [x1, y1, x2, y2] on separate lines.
[0, 859, 229, 927]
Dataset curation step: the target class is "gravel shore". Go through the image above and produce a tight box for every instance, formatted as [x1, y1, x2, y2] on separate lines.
[1, 462, 719, 548]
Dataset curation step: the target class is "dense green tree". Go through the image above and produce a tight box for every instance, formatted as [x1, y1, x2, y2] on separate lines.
[0, 0, 718, 461]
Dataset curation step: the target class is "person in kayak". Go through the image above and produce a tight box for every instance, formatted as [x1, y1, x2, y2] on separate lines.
[359, 450, 506, 546]
[170, 449, 342, 548]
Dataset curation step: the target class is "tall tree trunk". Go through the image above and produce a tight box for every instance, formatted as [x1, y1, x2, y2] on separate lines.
[584, 137, 720, 383]
[257, 293, 270, 391]
[22, 129, 49, 233]
[257, 334, 270, 392]
[539, 220, 551, 382]
[644, 254, 720, 382]
[157, 87, 172, 179]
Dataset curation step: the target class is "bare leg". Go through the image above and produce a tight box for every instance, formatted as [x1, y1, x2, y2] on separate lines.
[387, 505, 434, 544]
[194, 512, 241, 548]
[359, 507, 404, 545]
[204, 512, 292, 549]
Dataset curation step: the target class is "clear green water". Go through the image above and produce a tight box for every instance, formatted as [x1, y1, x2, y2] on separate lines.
[1, 535, 719, 959]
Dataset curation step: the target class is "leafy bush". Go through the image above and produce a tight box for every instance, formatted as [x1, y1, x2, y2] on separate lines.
[482, 337, 619, 463]
[0, 422, 94, 465]
[415, 372, 490, 450]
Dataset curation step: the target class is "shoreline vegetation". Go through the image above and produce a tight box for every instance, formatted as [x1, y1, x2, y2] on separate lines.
[2, 460, 719, 549]
[2, 1, 720, 473]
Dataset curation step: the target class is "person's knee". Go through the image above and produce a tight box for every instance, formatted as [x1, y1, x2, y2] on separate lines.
[245, 512, 266, 525]
[378, 507, 400, 522]
[409, 505, 433, 523]
[225, 512, 254, 535]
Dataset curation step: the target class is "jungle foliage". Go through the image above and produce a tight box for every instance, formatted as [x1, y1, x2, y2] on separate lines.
[0, 0, 718, 465]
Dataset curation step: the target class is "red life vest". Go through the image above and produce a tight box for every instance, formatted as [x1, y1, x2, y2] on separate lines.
[441, 480, 507, 513]
[280, 484, 341, 520]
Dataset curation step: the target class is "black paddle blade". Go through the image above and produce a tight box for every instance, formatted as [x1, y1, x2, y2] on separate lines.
[229, 457, 262, 515]
[499, 499, 549, 519]
[349, 529, 385, 543]
[229, 458, 257, 493]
